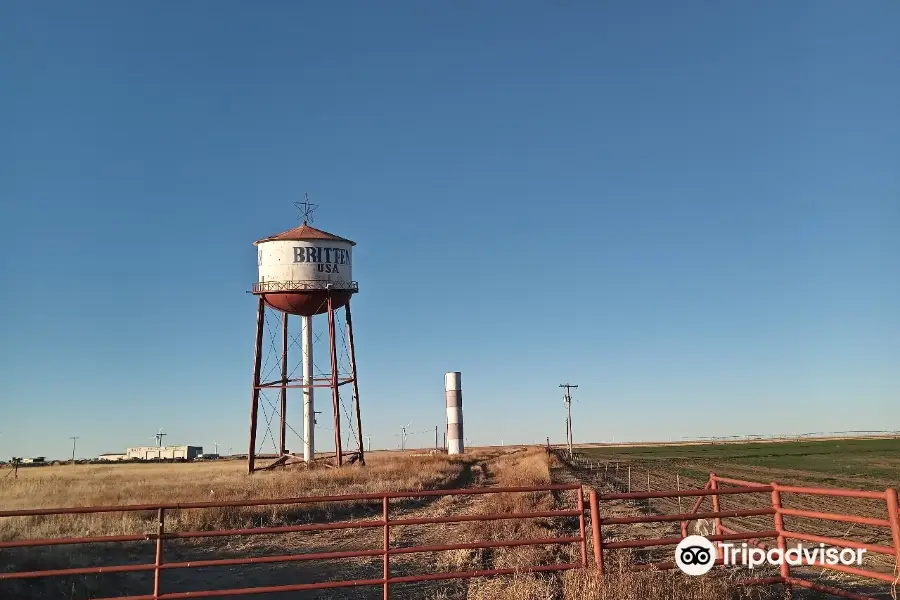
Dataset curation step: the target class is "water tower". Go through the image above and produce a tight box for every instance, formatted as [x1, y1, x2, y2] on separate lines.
[247, 198, 365, 473]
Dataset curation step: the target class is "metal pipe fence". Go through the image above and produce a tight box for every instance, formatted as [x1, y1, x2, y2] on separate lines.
[0, 484, 586, 599]
[586, 470, 900, 599]
[5, 456, 900, 600]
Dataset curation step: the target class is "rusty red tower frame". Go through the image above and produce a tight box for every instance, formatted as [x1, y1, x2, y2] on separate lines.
[248, 216, 364, 473]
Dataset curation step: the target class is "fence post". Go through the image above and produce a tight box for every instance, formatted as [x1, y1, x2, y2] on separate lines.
[885, 488, 900, 576]
[627, 466, 631, 495]
[589, 489, 604, 575]
[577, 488, 588, 568]
[383, 497, 390, 600]
[647, 470, 652, 511]
[153, 507, 165, 600]
[677, 474, 683, 514]
[770, 483, 791, 586]
[709, 473, 722, 537]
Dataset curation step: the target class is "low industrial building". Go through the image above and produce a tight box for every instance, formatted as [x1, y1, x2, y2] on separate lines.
[126, 446, 203, 461]
[98, 453, 127, 461]
[21, 457, 46, 464]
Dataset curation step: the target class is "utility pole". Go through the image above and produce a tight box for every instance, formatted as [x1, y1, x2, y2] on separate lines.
[69, 436, 80, 464]
[559, 383, 578, 458]
[435, 425, 438, 449]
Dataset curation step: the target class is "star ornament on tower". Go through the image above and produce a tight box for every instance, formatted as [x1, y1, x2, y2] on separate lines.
[294, 193, 319, 225]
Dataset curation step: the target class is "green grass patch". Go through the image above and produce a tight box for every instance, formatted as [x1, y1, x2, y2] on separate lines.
[577, 438, 900, 485]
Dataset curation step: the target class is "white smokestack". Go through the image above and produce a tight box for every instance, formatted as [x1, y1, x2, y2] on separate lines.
[302, 316, 315, 462]
[445, 372, 464, 455]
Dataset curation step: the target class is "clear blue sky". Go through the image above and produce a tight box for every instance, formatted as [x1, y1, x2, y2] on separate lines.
[1, 1, 897, 460]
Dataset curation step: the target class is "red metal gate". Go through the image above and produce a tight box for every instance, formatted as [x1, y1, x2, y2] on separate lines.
[0, 484, 586, 599]
[586, 472, 900, 600]
[5, 474, 899, 599]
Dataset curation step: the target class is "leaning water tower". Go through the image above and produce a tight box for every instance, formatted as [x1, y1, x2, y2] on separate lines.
[247, 197, 365, 473]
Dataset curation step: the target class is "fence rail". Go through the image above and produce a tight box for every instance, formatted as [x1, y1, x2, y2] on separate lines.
[0, 484, 585, 599]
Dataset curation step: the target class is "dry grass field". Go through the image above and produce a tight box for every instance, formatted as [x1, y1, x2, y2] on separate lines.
[1, 448, 782, 599]
[0, 452, 466, 541]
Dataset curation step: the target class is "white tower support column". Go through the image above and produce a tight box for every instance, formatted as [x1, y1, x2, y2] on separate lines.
[302, 315, 315, 462]
[445, 372, 464, 455]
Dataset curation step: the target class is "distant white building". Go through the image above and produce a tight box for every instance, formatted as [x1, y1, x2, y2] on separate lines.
[98, 453, 127, 461]
[126, 446, 203, 461]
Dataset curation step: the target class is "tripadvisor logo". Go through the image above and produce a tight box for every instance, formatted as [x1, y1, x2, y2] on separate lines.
[675, 536, 717, 575]
[675, 535, 867, 576]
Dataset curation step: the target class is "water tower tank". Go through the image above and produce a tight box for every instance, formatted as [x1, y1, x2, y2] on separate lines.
[252, 223, 357, 316]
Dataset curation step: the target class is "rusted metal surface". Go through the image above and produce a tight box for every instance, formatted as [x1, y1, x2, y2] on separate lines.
[709, 472, 722, 537]
[247, 296, 265, 473]
[388, 509, 582, 528]
[773, 483, 887, 501]
[778, 506, 890, 527]
[886, 487, 900, 570]
[260, 289, 353, 317]
[382, 496, 389, 600]
[603, 507, 774, 526]
[327, 294, 343, 466]
[345, 301, 365, 465]
[601, 484, 772, 501]
[0, 484, 586, 599]
[279, 312, 288, 456]
[252, 280, 359, 293]
[153, 508, 164, 598]
[254, 223, 357, 245]
[390, 537, 583, 556]
[576, 488, 587, 567]
[781, 530, 895, 555]
[257, 380, 355, 389]
[665, 472, 900, 597]
[589, 490, 603, 574]
[603, 530, 778, 550]
[770, 481, 791, 582]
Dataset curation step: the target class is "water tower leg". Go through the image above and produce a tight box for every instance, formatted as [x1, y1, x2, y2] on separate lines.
[345, 301, 365, 466]
[248, 297, 265, 474]
[279, 312, 288, 456]
[327, 296, 343, 466]
[302, 315, 314, 463]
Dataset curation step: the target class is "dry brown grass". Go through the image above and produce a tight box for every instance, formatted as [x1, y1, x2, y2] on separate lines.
[2, 448, 786, 599]
[476, 570, 779, 600]
[0, 453, 466, 541]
